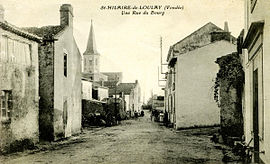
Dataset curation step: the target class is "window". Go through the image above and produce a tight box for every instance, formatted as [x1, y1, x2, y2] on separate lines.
[64, 53, 67, 77]
[1, 90, 12, 122]
[251, 0, 257, 13]
[89, 59, 93, 65]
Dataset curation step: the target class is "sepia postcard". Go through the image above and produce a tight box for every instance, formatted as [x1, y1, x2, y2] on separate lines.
[1, 0, 269, 163]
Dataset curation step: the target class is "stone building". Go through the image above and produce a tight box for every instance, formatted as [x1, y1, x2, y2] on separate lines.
[165, 22, 237, 129]
[110, 80, 141, 117]
[0, 5, 41, 152]
[24, 4, 82, 141]
[242, 0, 270, 163]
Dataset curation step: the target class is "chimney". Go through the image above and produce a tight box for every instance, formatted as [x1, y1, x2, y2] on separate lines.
[211, 21, 232, 43]
[60, 4, 73, 27]
[224, 21, 229, 32]
[0, 5, 4, 22]
[135, 80, 138, 84]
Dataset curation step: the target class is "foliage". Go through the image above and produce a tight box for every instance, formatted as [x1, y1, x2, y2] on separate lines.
[26, 65, 35, 76]
[214, 52, 244, 105]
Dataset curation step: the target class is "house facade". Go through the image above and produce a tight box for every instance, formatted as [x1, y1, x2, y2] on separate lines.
[165, 22, 237, 129]
[0, 5, 41, 152]
[24, 4, 82, 141]
[106, 80, 141, 116]
[123, 80, 141, 116]
[242, 0, 270, 163]
[129, 80, 141, 114]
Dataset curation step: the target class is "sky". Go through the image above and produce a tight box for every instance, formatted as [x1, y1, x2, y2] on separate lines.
[0, 0, 244, 102]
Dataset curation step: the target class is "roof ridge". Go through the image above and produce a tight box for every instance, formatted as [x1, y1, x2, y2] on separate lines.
[179, 40, 236, 55]
[173, 22, 222, 46]
[0, 21, 41, 42]
[22, 25, 66, 39]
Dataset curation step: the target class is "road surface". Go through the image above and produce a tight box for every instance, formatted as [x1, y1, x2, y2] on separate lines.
[1, 110, 225, 164]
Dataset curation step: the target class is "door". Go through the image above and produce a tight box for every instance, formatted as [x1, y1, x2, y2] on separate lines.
[252, 47, 263, 163]
[253, 69, 259, 162]
[63, 100, 68, 136]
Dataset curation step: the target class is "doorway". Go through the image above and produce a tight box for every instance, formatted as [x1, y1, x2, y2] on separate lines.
[253, 69, 259, 163]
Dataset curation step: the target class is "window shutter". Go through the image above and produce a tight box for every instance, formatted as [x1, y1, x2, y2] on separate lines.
[0, 91, 5, 118]
[7, 91, 12, 118]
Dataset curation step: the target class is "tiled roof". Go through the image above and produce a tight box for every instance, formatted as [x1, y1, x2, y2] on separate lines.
[22, 25, 65, 40]
[116, 83, 136, 95]
[82, 72, 94, 79]
[0, 21, 41, 42]
[104, 81, 118, 88]
[167, 22, 236, 62]
[105, 82, 136, 95]
[102, 72, 123, 82]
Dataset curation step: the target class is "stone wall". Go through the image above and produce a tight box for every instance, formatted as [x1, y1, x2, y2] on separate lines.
[215, 52, 244, 140]
[38, 41, 54, 141]
[82, 98, 126, 127]
[219, 79, 243, 138]
[0, 30, 39, 153]
[82, 100, 105, 126]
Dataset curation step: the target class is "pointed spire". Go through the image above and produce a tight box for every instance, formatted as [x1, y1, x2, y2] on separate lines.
[85, 19, 98, 55]
[224, 21, 229, 32]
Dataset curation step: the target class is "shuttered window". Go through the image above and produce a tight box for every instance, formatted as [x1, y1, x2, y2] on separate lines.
[0, 90, 12, 122]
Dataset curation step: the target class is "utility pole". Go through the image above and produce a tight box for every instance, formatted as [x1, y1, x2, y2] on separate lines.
[114, 74, 119, 124]
[114, 75, 117, 124]
[158, 37, 166, 88]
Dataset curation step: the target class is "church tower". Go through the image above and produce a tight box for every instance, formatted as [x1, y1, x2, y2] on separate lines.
[83, 20, 100, 74]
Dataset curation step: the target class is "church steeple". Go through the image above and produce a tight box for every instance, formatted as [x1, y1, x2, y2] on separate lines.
[83, 19, 100, 74]
[85, 20, 98, 55]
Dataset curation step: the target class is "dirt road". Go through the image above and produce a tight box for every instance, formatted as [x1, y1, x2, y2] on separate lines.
[1, 110, 225, 164]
